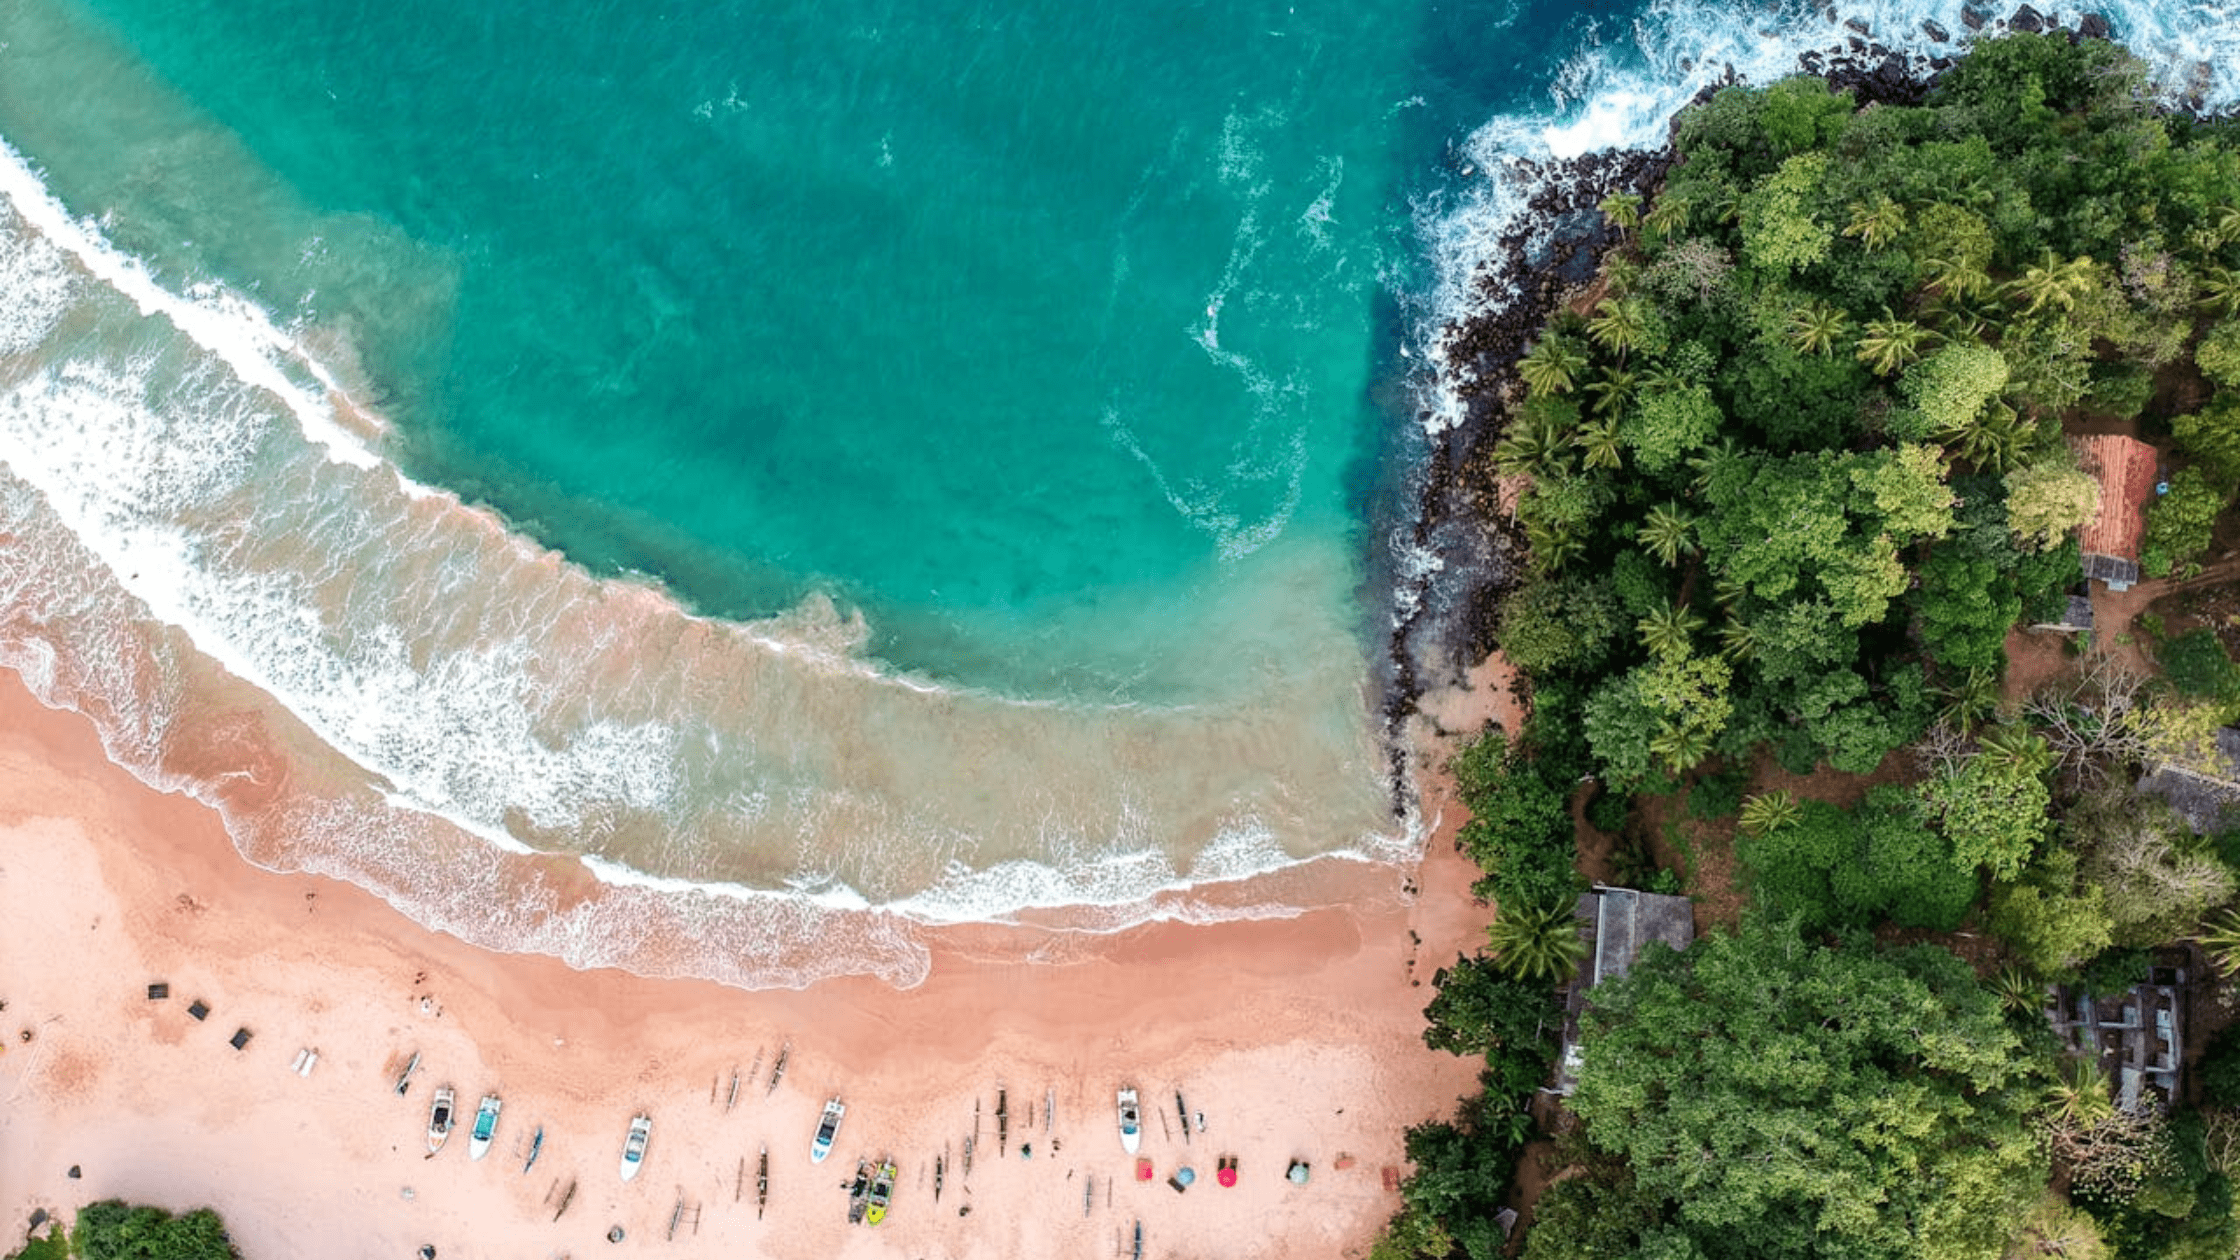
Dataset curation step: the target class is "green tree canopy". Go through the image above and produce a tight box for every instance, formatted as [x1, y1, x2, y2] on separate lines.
[1569, 921, 2048, 1260]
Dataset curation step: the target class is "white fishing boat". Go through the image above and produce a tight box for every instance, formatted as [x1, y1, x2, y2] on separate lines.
[1117, 1087, 1141, 1155]
[426, 1086, 457, 1155]
[468, 1093, 502, 1161]
[619, 1114, 652, 1182]
[810, 1097, 846, 1164]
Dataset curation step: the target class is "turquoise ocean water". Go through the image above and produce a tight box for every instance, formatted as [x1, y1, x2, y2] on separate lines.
[0, 0, 2231, 987]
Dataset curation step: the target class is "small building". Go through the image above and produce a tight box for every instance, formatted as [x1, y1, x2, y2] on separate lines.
[1552, 886, 1695, 1095]
[2074, 434, 2160, 592]
[2047, 955, 2188, 1113]
[2137, 725, 2240, 833]
[2031, 593, 2096, 634]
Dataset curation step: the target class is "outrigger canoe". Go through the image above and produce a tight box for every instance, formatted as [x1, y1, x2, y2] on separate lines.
[865, 1159, 897, 1226]
[426, 1087, 456, 1155]
[1117, 1088, 1142, 1155]
[811, 1097, 845, 1164]
[468, 1094, 502, 1161]
[620, 1114, 652, 1182]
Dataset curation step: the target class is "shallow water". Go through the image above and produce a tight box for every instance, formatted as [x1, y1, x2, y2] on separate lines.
[0, 0, 2230, 987]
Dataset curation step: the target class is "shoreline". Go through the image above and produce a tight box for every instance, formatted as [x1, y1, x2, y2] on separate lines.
[0, 664, 1504, 1257]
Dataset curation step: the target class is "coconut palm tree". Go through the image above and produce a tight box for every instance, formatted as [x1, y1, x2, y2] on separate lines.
[1919, 251, 1993, 302]
[1587, 297, 1653, 360]
[1651, 722, 1715, 775]
[1643, 194, 1692, 243]
[1518, 335, 1590, 397]
[1637, 602, 1705, 660]
[1492, 412, 1573, 479]
[1737, 789, 1800, 838]
[1787, 301, 1849, 356]
[1639, 502, 1696, 567]
[1855, 310, 1935, 377]
[1585, 367, 1637, 417]
[2199, 266, 2240, 319]
[2046, 1056, 2116, 1127]
[1599, 192, 1643, 242]
[1484, 900, 1587, 984]
[1716, 616, 1758, 663]
[1574, 417, 1623, 472]
[2199, 909, 2240, 978]
[1990, 964, 2046, 1016]
[1842, 196, 1907, 252]
[1934, 666, 2002, 735]
[1937, 398, 2032, 473]
[1978, 724, 2054, 778]
[2005, 250, 2100, 316]
[1687, 436, 1746, 494]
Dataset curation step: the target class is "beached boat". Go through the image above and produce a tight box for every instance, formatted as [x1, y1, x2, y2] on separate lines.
[810, 1097, 845, 1164]
[468, 1093, 502, 1161]
[864, 1159, 897, 1226]
[619, 1114, 652, 1182]
[426, 1087, 456, 1154]
[845, 1160, 873, 1224]
[1117, 1088, 1141, 1154]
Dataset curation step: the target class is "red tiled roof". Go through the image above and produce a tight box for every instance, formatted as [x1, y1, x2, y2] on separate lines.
[2075, 434, 2159, 562]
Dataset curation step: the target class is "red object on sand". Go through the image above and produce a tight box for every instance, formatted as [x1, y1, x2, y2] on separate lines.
[1217, 1166, 1237, 1188]
[1136, 1158, 1153, 1182]
[1381, 1166, 1401, 1192]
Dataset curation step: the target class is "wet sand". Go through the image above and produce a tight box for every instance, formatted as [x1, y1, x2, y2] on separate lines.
[0, 666, 1502, 1258]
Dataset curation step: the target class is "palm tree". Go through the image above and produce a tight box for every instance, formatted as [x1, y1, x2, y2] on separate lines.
[1923, 293, 1996, 342]
[1687, 436, 1746, 494]
[1643, 194, 1691, 243]
[1585, 367, 1637, 417]
[1637, 602, 1705, 660]
[1787, 301, 1849, 356]
[2005, 250, 2100, 316]
[1518, 335, 1590, 397]
[2199, 909, 2240, 979]
[1651, 722, 1715, 775]
[2209, 204, 2240, 248]
[1639, 502, 1696, 566]
[1599, 192, 1643, 242]
[1978, 725, 2054, 778]
[1484, 900, 1587, 984]
[1716, 616, 1758, 662]
[1709, 570, 1750, 610]
[1990, 964, 2046, 1016]
[1842, 196, 1907, 252]
[1737, 789, 1801, 838]
[1492, 412, 1573, 479]
[1935, 666, 2002, 735]
[1855, 310, 1935, 377]
[2046, 1057, 2116, 1127]
[1919, 252, 1992, 302]
[1587, 297, 1652, 359]
[1573, 417, 1623, 471]
[1937, 398, 2032, 473]
[2199, 266, 2240, 318]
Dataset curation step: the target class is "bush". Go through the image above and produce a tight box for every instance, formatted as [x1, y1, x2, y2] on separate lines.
[2203, 1024, 2240, 1109]
[2159, 627, 2240, 700]
[2141, 468, 2226, 579]
[1451, 737, 1584, 911]
[1585, 788, 1631, 834]
[1688, 767, 1747, 821]
[72, 1201, 235, 1260]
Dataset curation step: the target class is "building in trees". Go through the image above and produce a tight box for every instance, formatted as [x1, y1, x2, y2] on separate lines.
[1552, 886, 1694, 1095]
[2047, 956, 2189, 1113]
[2074, 434, 2159, 592]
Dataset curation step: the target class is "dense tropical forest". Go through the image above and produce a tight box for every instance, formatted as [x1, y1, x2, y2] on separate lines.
[1385, 32, 2240, 1260]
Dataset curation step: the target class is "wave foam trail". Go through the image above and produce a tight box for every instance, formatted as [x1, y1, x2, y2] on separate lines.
[1410, 0, 2240, 437]
[0, 142, 1397, 989]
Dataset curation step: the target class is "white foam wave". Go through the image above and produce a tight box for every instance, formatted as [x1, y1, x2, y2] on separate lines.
[0, 140, 385, 472]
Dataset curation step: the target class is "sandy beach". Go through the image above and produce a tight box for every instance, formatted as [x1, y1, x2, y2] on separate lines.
[0, 665, 1503, 1259]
